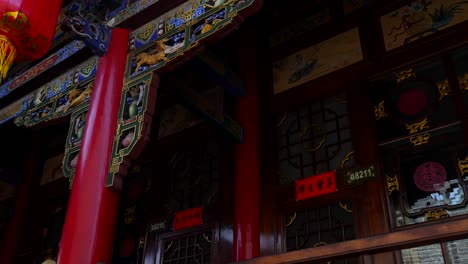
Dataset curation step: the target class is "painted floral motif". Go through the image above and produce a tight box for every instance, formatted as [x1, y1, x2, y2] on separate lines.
[272, 28, 363, 94]
[383, 0, 468, 50]
[390, 0, 433, 39]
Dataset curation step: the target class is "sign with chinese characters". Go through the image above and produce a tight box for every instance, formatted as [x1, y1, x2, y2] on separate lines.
[295, 171, 337, 201]
[173, 206, 204, 231]
[340, 164, 378, 185]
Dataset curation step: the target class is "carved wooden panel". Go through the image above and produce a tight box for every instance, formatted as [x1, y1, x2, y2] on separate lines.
[276, 94, 354, 185]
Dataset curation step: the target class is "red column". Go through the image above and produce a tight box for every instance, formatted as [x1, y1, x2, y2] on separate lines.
[233, 27, 261, 261]
[57, 28, 129, 264]
[0, 132, 42, 264]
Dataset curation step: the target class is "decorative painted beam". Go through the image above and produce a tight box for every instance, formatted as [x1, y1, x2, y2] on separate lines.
[62, 103, 89, 182]
[126, 0, 262, 81]
[106, 73, 159, 189]
[0, 40, 85, 99]
[14, 58, 98, 127]
[12, 0, 260, 127]
[0, 95, 29, 125]
[9, 0, 262, 188]
[106, 0, 161, 27]
[0, 0, 162, 101]
[63, 73, 159, 189]
[62, 7, 112, 56]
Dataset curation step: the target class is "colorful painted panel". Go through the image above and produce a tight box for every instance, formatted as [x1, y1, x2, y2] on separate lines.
[0, 95, 28, 125]
[272, 28, 363, 94]
[106, 0, 161, 27]
[4, 0, 261, 126]
[0, 40, 85, 99]
[52, 4, 70, 43]
[107, 73, 158, 188]
[127, 0, 258, 80]
[14, 58, 97, 127]
[62, 104, 89, 182]
[0, 0, 162, 101]
[381, 0, 468, 51]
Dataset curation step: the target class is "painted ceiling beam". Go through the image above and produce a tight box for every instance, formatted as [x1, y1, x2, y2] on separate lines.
[0, 0, 161, 102]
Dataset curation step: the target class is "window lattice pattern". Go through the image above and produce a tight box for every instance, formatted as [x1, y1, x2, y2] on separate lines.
[400, 238, 468, 264]
[162, 230, 212, 264]
[277, 95, 354, 184]
[385, 125, 468, 227]
[401, 243, 444, 264]
[284, 201, 356, 253]
[167, 142, 220, 211]
[447, 238, 468, 264]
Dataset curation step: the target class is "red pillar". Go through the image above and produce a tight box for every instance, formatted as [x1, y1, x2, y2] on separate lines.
[57, 28, 129, 264]
[233, 27, 261, 261]
[0, 132, 42, 264]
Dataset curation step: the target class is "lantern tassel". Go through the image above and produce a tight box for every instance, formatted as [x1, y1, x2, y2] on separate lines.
[0, 36, 16, 83]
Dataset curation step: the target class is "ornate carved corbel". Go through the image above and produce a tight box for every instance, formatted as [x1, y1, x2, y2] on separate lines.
[62, 0, 111, 56]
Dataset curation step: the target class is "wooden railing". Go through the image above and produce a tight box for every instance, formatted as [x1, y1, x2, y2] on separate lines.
[235, 218, 468, 264]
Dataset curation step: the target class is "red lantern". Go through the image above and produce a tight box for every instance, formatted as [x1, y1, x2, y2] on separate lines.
[0, 0, 63, 82]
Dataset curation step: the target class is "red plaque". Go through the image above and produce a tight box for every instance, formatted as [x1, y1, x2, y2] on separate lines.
[173, 206, 204, 230]
[295, 171, 337, 201]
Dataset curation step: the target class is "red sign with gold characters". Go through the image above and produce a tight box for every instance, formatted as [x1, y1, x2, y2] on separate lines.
[295, 171, 337, 201]
[173, 206, 204, 231]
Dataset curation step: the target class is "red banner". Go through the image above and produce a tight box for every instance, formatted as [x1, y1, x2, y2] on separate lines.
[173, 206, 204, 231]
[295, 171, 337, 201]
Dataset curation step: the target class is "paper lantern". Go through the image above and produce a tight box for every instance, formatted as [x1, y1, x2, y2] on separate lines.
[0, 0, 63, 82]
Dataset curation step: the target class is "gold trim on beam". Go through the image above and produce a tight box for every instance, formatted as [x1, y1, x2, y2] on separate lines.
[395, 69, 416, 83]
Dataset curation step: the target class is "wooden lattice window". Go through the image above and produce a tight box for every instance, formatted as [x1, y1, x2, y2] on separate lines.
[160, 227, 213, 264]
[143, 141, 221, 264]
[166, 141, 220, 212]
[400, 238, 468, 263]
[371, 54, 468, 227]
[276, 94, 357, 260]
[276, 94, 355, 185]
[284, 201, 355, 251]
[383, 127, 468, 227]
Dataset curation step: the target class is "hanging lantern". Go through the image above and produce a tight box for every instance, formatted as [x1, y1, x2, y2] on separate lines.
[0, 0, 63, 82]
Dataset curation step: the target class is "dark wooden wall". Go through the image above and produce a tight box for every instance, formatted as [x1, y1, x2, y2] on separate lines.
[246, 0, 468, 263]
